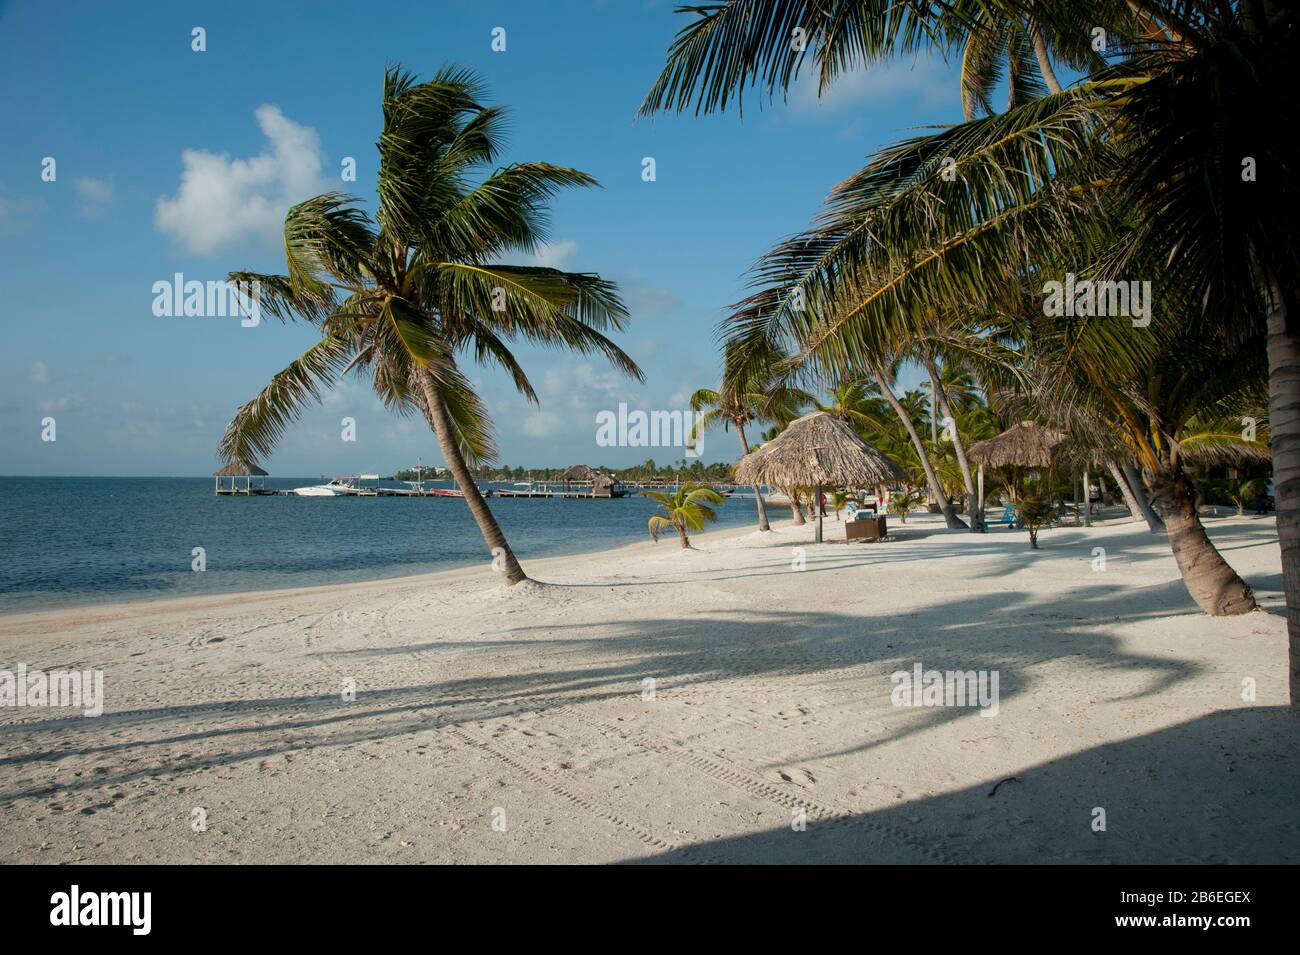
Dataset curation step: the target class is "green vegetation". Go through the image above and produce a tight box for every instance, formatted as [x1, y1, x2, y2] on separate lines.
[646, 483, 727, 548]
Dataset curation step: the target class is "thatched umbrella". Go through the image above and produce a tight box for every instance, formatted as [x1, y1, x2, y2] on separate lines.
[967, 421, 1067, 469]
[213, 457, 268, 495]
[967, 422, 1068, 524]
[735, 411, 904, 543]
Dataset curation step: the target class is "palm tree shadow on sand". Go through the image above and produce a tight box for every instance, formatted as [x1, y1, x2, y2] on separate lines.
[625, 707, 1300, 864]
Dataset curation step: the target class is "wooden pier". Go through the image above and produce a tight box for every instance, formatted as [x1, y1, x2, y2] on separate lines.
[495, 488, 624, 499]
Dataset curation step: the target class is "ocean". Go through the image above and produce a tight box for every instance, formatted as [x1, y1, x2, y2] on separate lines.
[0, 477, 766, 614]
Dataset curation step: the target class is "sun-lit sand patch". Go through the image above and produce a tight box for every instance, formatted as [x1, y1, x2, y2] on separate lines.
[0, 512, 1294, 864]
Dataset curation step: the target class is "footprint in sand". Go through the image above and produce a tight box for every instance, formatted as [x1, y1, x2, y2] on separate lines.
[775, 768, 817, 786]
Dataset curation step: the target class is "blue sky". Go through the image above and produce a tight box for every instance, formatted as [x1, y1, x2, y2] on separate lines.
[0, 0, 965, 476]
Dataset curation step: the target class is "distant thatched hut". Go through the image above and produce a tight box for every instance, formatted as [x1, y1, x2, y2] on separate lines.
[967, 421, 1069, 523]
[213, 458, 269, 495]
[556, 463, 620, 498]
[967, 421, 1068, 470]
[735, 411, 904, 542]
[556, 464, 600, 483]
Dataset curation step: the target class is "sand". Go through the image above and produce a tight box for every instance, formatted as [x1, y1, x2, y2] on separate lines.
[2, 511, 1297, 864]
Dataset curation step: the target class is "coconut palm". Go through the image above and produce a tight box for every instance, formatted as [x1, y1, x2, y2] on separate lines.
[915, 346, 980, 527]
[217, 66, 641, 585]
[1016, 494, 1055, 549]
[872, 362, 968, 528]
[887, 488, 924, 523]
[1013, 268, 1267, 613]
[645, 1, 1300, 699]
[1224, 479, 1264, 517]
[829, 488, 849, 520]
[815, 378, 889, 433]
[638, 0, 1125, 119]
[691, 342, 811, 531]
[646, 482, 727, 548]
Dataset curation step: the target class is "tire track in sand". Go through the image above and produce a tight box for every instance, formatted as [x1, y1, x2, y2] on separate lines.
[446, 725, 725, 862]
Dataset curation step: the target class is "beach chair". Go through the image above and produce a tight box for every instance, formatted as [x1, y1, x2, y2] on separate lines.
[992, 503, 1019, 529]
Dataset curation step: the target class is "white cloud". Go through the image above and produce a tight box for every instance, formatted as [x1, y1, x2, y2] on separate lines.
[28, 361, 49, 384]
[522, 239, 578, 270]
[521, 410, 565, 438]
[788, 55, 954, 117]
[40, 394, 84, 413]
[623, 281, 682, 317]
[155, 105, 329, 255]
[0, 194, 43, 230]
[540, 362, 627, 404]
[72, 178, 114, 203]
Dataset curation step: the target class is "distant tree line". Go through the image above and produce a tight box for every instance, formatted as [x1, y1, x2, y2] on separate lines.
[464, 459, 737, 483]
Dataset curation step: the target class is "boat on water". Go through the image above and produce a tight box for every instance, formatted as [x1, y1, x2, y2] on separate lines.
[424, 487, 465, 498]
[290, 475, 487, 498]
[293, 477, 356, 496]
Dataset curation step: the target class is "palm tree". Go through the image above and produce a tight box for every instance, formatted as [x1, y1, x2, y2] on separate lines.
[643, 2, 1300, 699]
[1012, 267, 1264, 614]
[869, 360, 968, 528]
[1016, 494, 1055, 549]
[218, 66, 642, 586]
[829, 488, 849, 520]
[691, 343, 810, 531]
[647, 483, 726, 548]
[1225, 479, 1264, 517]
[815, 378, 889, 433]
[638, 0, 1120, 119]
[888, 488, 924, 523]
[916, 345, 980, 528]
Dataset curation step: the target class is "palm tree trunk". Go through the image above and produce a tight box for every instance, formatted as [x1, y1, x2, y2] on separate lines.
[737, 423, 770, 531]
[1147, 466, 1257, 616]
[1261, 263, 1300, 703]
[418, 373, 528, 585]
[1106, 461, 1144, 523]
[1122, 462, 1164, 532]
[1029, 19, 1063, 94]
[924, 357, 979, 532]
[870, 362, 966, 529]
[786, 488, 806, 525]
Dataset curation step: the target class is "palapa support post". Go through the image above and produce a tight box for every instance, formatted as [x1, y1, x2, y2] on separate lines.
[814, 483, 823, 544]
[1083, 465, 1092, 527]
[977, 465, 985, 531]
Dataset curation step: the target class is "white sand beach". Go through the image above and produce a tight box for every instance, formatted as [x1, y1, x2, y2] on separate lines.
[2, 513, 1296, 864]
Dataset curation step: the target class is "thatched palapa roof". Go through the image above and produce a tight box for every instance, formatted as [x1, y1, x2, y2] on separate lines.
[556, 464, 599, 482]
[967, 421, 1067, 469]
[734, 411, 904, 487]
[556, 463, 615, 488]
[213, 457, 268, 477]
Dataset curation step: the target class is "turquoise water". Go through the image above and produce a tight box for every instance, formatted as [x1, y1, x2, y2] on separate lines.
[0, 477, 763, 614]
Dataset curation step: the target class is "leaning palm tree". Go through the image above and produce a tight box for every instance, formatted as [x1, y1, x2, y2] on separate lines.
[217, 66, 642, 585]
[638, 0, 1123, 118]
[1014, 267, 1265, 615]
[646, 483, 727, 548]
[869, 357, 968, 528]
[646, 1, 1300, 700]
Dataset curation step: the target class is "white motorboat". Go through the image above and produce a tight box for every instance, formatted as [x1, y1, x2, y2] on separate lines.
[292, 478, 355, 496]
